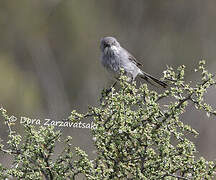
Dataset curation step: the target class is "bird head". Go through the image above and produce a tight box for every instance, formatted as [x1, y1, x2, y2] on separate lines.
[100, 37, 120, 54]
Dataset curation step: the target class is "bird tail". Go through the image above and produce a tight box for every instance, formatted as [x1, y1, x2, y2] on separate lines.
[140, 71, 168, 88]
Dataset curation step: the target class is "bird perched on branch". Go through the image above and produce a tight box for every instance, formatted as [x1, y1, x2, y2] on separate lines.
[100, 36, 167, 88]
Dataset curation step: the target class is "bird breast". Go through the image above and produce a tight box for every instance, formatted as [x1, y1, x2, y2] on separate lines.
[101, 46, 120, 72]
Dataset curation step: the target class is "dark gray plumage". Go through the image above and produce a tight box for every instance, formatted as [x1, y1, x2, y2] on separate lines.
[100, 36, 167, 88]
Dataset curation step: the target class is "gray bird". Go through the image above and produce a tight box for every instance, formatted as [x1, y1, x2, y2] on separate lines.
[100, 37, 167, 88]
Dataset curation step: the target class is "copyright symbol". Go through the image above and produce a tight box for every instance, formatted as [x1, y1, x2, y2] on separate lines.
[9, 115, 17, 122]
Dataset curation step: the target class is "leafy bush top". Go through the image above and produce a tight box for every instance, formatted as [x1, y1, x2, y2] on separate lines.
[0, 60, 216, 179]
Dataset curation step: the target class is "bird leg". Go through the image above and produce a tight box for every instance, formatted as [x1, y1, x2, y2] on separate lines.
[105, 80, 117, 95]
[100, 80, 118, 103]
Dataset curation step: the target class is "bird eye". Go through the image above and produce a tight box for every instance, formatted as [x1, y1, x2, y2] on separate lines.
[113, 41, 117, 46]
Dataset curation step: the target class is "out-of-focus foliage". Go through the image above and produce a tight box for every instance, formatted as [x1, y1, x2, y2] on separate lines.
[1, 0, 216, 116]
[1, 0, 216, 160]
[0, 61, 216, 179]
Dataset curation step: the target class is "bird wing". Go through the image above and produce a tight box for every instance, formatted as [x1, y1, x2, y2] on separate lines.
[123, 48, 143, 67]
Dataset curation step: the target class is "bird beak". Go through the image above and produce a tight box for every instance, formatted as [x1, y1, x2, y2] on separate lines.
[105, 44, 111, 48]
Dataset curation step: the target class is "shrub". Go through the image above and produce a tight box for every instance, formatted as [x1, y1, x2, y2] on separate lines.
[0, 60, 216, 179]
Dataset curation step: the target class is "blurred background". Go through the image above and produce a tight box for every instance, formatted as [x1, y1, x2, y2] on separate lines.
[1, 0, 216, 166]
